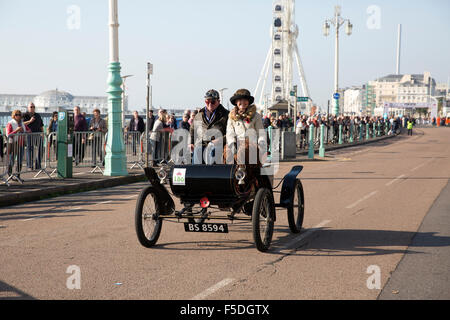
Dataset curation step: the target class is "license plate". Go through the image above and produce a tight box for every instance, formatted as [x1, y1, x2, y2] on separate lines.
[184, 222, 228, 233]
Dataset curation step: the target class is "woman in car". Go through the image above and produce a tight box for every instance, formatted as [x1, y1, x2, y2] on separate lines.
[225, 89, 266, 169]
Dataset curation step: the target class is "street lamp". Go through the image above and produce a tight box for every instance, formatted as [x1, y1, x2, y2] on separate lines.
[121, 74, 133, 130]
[324, 5, 353, 115]
[104, 0, 128, 176]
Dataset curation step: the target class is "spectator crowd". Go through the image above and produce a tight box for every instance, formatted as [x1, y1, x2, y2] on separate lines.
[1, 97, 449, 181]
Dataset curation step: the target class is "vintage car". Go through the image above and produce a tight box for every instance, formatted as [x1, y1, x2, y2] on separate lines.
[135, 163, 305, 252]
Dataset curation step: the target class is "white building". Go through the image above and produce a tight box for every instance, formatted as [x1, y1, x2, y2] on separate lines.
[0, 89, 124, 115]
[369, 72, 436, 106]
[366, 72, 438, 116]
[0, 94, 35, 112]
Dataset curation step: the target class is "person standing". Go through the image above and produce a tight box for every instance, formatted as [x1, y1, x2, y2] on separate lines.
[407, 118, 414, 136]
[128, 111, 145, 134]
[73, 106, 88, 165]
[188, 110, 197, 126]
[82, 112, 91, 129]
[22, 102, 44, 169]
[89, 109, 107, 167]
[150, 109, 169, 164]
[128, 111, 145, 156]
[263, 112, 272, 129]
[167, 114, 177, 130]
[295, 115, 305, 149]
[6, 110, 31, 180]
[147, 110, 155, 132]
[180, 113, 190, 131]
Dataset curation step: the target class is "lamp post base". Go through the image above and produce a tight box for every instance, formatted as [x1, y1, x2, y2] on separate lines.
[104, 153, 128, 176]
[333, 99, 340, 116]
[104, 61, 128, 177]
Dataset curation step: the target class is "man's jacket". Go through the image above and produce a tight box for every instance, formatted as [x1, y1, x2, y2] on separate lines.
[190, 104, 229, 147]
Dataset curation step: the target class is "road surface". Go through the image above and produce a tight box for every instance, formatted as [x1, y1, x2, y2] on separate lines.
[0, 128, 449, 300]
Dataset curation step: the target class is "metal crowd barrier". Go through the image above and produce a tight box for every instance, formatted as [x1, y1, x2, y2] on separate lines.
[72, 131, 106, 173]
[1, 134, 8, 185]
[1, 129, 183, 185]
[124, 131, 145, 169]
[1, 132, 51, 185]
[140, 131, 172, 165]
[46, 132, 58, 176]
[290, 120, 396, 153]
[1, 119, 407, 186]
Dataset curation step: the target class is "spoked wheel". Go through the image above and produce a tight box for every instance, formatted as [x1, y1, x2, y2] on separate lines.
[252, 188, 275, 252]
[287, 179, 305, 233]
[135, 186, 163, 248]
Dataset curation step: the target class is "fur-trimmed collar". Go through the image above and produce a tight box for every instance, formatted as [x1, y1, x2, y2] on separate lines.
[229, 104, 257, 123]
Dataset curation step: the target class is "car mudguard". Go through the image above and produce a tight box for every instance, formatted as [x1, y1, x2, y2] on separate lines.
[279, 166, 303, 208]
[144, 167, 175, 215]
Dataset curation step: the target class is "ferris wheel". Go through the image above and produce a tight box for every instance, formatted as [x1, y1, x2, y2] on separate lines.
[254, 0, 311, 114]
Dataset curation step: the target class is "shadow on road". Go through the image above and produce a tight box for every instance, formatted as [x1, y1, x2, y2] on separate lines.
[143, 226, 450, 256]
[0, 281, 35, 300]
[271, 228, 450, 257]
[0, 184, 144, 221]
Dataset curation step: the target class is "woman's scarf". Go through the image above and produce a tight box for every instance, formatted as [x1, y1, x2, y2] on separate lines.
[230, 104, 257, 124]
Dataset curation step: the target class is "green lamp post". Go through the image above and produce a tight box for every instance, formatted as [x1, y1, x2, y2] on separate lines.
[104, 0, 128, 176]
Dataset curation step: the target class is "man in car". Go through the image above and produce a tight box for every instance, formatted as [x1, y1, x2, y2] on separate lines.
[189, 89, 229, 164]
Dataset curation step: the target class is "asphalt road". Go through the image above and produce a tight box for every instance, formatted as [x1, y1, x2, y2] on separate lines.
[0, 128, 449, 300]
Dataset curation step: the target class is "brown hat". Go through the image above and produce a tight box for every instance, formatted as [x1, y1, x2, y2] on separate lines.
[230, 89, 254, 106]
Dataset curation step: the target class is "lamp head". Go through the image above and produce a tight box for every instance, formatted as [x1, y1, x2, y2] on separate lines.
[323, 22, 330, 36]
[346, 21, 353, 35]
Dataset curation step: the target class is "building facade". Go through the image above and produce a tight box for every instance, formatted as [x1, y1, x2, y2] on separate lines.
[0, 89, 128, 115]
[365, 72, 438, 116]
[369, 72, 436, 106]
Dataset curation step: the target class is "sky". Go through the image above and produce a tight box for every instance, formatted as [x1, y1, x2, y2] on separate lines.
[0, 0, 449, 112]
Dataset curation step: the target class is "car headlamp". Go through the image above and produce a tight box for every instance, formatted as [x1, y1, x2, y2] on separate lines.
[235, 166, 246, 185]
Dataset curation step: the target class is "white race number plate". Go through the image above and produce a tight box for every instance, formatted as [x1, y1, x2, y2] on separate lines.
[172, 168, 186, 186]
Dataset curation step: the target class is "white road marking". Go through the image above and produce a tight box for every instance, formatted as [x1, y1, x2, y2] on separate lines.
[191, 278, 235, 300]
[124, 195, 138, 199]
[21, 207, 81, 221]
[62, 207, 82, 212]
[21, 216, 45, 221]
[96, 200, 113, 205]
[279, 220, 332, 252]
[346, 191, 378, 209]
[411, 158, 434, 172]
[385, 174, 406, 186]
[190, 220, 332, 299]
